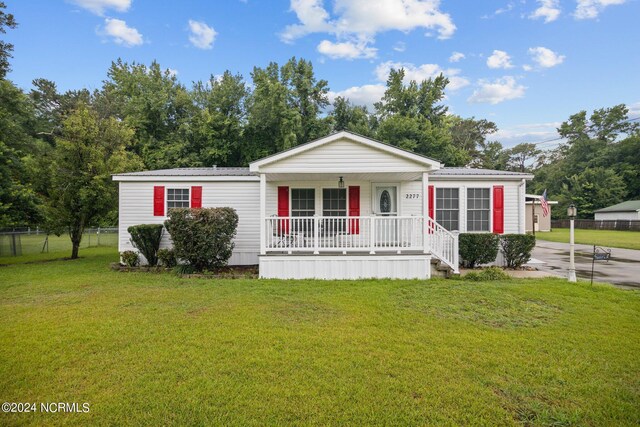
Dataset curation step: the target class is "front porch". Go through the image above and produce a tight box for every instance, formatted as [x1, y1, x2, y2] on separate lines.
[249, 131, 459, 280]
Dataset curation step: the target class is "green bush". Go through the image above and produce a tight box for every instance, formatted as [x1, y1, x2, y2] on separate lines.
[500, 234, 536, 269]
[120, 250, 139, 267]
[164, 207, 239, 272]
[157, 248, 177, 268]
[464, 266, 510, 282]
[459, 233, 500, 268]
[127, 224, 164, 266]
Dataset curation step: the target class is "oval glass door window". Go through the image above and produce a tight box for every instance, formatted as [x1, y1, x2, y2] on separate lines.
[380, 190, 391, 213]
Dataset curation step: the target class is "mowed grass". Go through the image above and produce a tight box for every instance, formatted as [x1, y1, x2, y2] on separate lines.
[537, 228, 640, 250]
[0, 233, 117, 265]
[1, 248, 639, 426]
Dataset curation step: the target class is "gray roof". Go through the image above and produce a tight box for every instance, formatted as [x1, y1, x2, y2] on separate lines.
[432, 167, 532, 177]
[114, 166, 531, 178]
[114, 167, 255, 177]
[594, 200, 640, 213]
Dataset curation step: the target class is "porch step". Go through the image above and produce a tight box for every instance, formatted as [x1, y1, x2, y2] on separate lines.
[430, 258, 457, 278]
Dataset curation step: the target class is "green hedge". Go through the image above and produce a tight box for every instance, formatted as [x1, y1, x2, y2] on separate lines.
[128, 224, 164, 266]
[157, 248, 177, 268]
[459, 233, 500, 268]
[164, 207, 239, 272]
[500, 234, 536, 269]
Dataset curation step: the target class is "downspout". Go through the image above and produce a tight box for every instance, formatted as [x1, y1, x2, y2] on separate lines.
[518, 179, 526, 234]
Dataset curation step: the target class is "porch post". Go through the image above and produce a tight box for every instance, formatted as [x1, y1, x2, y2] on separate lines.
[422, 172, 429, 254]
[260, 173, 266, 255]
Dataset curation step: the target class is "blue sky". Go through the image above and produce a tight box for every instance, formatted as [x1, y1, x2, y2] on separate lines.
[5, 0, 640, 148]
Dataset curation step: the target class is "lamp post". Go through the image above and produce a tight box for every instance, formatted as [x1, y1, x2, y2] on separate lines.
[567, 204, 577, 282]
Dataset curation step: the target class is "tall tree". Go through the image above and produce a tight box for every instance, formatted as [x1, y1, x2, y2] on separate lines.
[329, 96, 376, 136]
[375, 68, 468, 165]
[46, 104, 141, 258]
[448, 116, 498, 164]
[507, 143, 541, 172]
[244, 58, 330, 163]
[101, 59, 194, 168]
[0, 1, 16, 79]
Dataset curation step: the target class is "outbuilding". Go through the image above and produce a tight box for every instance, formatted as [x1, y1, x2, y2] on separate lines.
[594, 200, 640, 220]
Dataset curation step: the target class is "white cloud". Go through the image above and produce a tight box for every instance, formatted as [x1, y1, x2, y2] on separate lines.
[495, 122, 562, 147]
[529, 0, 561, 23]
[375, 61, 470, 91]
[574, 0, 627, 19]
[522, 64, 533, 71]
[328, 84, 386, 110]
[281, 0, 456, 60]
[167, 68, 178, 77]
[449, 51, 465, 62]
[100, 18, 143, 47]
[317, 39, 377, 59]
[393, 41, 406, 52]
[481, 2, 514, 19]
[528, 46, 565, 68]
[468, 76, 526, 104]
[69, 0, 131, 15]
[188, 20, 217, 50]
[486, 50, 514, 69]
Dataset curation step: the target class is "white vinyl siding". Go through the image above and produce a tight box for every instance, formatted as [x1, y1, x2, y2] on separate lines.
[118, 181, 260, 265]
[260, 138, 430, 173]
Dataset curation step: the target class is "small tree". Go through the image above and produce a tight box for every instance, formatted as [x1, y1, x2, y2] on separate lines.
[500, 234, 536, 269]
[164, 207, 239, 272]
[46, 104, 141, 258]
[128, 224, 163, 266]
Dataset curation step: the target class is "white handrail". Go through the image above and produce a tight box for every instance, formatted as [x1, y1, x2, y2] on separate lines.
[425, 217, 459, 274]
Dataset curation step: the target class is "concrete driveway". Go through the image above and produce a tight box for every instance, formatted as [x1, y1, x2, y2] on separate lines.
[531, 240, 640, 289]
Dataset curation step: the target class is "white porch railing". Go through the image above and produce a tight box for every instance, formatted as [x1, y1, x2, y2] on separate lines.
[265, 215, 459, 274]
[425, 217, 459, 273]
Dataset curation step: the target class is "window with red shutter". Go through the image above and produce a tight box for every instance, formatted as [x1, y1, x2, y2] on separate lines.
[153, 186, 165, 216]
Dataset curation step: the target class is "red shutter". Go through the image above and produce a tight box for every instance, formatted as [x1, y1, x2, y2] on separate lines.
[493, 185, 504, 234]
[277, 186, 289, 234]
[348, 186, 360, 234]
[153, 186, 165, 216]
[428, 185, 435, 219]
[191, 186, 202, 208]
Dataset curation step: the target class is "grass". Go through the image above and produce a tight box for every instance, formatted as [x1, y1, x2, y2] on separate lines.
[536, 228, 640, 250]
[0, 233, 117, 265]
[1, 248, 639, 426]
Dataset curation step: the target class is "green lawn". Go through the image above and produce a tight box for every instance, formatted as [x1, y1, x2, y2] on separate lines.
[0, 232, 117, 264]
[1, 248, 638, 426]
[536, 228, 640, 250]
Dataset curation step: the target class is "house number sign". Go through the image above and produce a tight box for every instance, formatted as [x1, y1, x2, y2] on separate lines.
[405, 193, 421, 199]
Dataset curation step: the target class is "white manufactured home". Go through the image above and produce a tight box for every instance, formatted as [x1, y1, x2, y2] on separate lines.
[113, 131, 533, 280]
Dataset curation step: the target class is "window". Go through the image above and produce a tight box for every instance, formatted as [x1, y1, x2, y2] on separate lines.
[467, 188, 490, 232]
[291, 189, 315, 217]
[436, 188, 459, 231]
[322, 188, 346, 217]
[167, 188, 190, 209]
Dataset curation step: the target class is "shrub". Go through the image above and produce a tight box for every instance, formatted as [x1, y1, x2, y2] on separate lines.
[464, 266, 510, 282]
[164, 207, 239, 272]
[500, 234, 536, 269]
[128, 224, 164, 266]
[120, 250, 139, 267]
[458, 233, 500, 268]
[157, 248, 177, 268]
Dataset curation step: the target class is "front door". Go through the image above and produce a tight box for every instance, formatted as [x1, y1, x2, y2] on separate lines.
[373, 185, 398, 245]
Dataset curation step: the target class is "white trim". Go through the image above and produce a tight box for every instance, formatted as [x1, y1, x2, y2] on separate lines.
[371, 182, 401, 216]
[249, 131, 442, 172]
[113, 175, 259, 182]
[431, 174, 534, 181]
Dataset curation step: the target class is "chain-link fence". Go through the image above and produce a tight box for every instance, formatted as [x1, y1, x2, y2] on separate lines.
[0, 227, 118, 258]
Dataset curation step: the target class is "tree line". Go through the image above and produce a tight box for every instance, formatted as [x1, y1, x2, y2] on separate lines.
[1, 3, 639, 256]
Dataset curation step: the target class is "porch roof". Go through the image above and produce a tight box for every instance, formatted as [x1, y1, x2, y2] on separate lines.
[249, 131, 443, 174]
